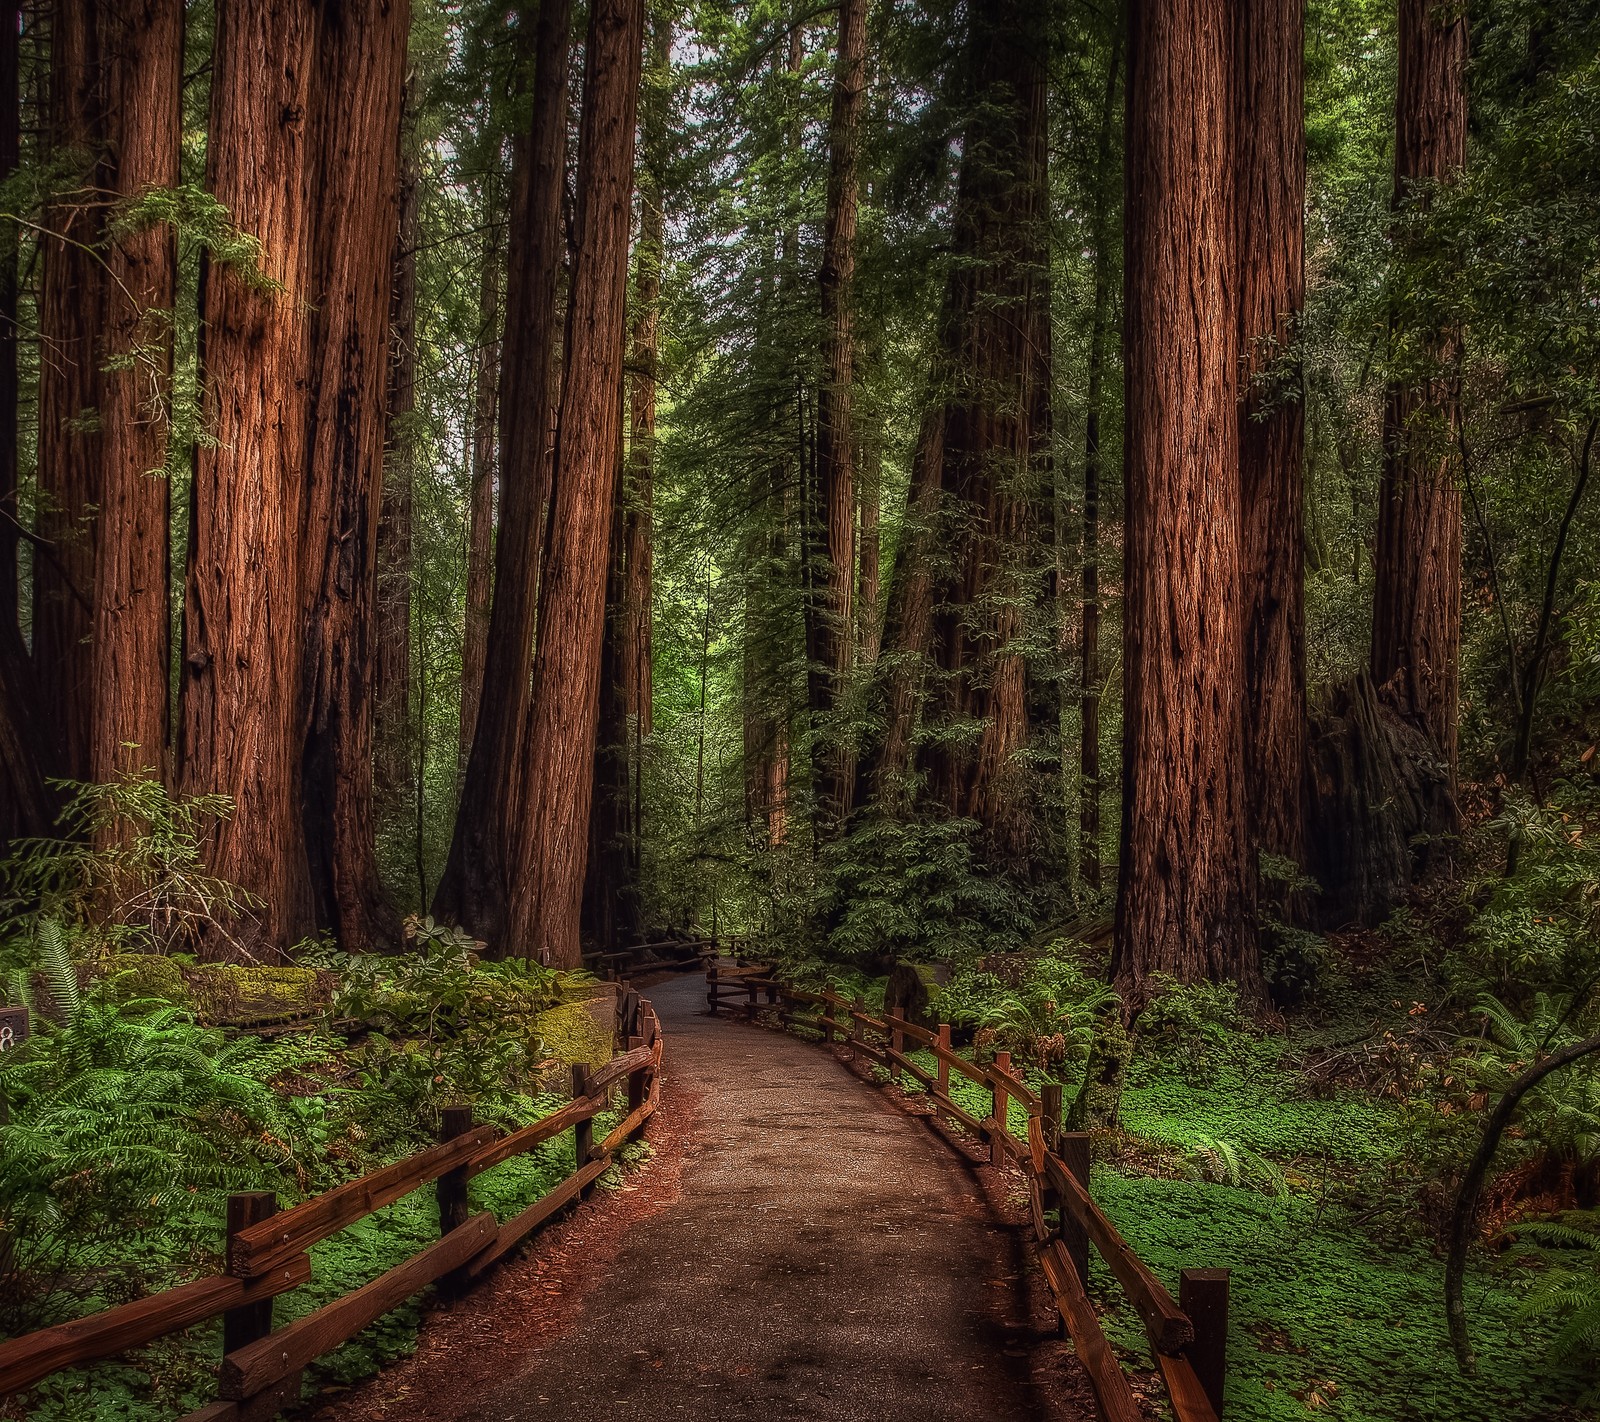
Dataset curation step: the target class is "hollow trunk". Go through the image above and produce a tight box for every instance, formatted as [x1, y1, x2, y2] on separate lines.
[1370, 0, 1467, 793]
[507, 0, 643, 967]
[1235, 0, 1308, 875]
[808, 0, 865, 831]
[434, 0, 572, 943]
[459, 223, 502, 771]
[298, 0, 410, 952]
[90, 0, 184, 789]
[1111, 0, 1258, 1009]
[179, 0, 318, 955]
[33, 0, 102, 782]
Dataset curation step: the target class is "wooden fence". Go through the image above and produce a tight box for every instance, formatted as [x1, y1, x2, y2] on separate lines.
[707, 963, 1230, 1422]
[0, 985, 664, 1421]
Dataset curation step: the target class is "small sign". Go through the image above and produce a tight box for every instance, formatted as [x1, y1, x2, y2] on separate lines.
[0, 1006, 29, 1052]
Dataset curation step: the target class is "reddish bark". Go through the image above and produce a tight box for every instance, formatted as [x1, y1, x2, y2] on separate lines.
[91, 0, 183, 789]
[179, 0, 318, 955]
[508, 0, 644, 967]
[1370, 0, 1467, 788]
[459, 226, 502, 771]
[1236, 0, 1307, 871]
[298, 0, 410, 951]
[435, 0, 572, 942]
[0, 0, 18, 637]
[1112, 0, 1258, 1006]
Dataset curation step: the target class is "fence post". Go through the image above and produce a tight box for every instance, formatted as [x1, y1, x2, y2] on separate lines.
[888, 1017, 903, 1083]
[936, 1023, 951, 1096]
[223, 1192, 278, 1357]
[851, 996, 865, 1057]
[989, 1051, 1011, 1166]
[1040, 1082, 1064, 1239]
[821, 987, 836, 1043]
[707, 963, 720, 1015]
[627, 1034, 647, 1116]
[745, 980, 758, 1019]
[1181, 1268, 1230, 1419]
[1059, 1131, 1091, 1289]
[572, 1064, 596, 1198]
[436, 1105, 475, 1300]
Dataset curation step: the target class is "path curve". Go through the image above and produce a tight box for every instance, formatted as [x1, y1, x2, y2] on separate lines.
[458, 972, 1051, 1421]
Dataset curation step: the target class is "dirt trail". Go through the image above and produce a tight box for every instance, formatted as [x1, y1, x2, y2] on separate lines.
[312, 972, 1075, 1422]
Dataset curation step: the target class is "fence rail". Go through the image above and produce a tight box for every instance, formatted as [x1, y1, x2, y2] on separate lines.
[0, 986, 664, 1419]
[706, 961, 1229, 1422]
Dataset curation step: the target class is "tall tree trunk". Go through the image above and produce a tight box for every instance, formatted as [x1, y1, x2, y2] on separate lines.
[1079, 27, 1122, 896]
[1370, 0, 1467, 791]
[34, 0, 102, 782]
[856, 436, 881, 665]
[298, 0, 410, 951]
[0, 612, 55, 838]
[507, 0, 643, 967]
[0, 0, 18, 637]
[459, 221, 502, 773]
[1111, 0, 1257, 1008]
[91, 0, 183, 789]
[179, 0, 318, 956]
[434, 0, 571, 942]
[808, 0, 865, 830]
[375, 81, 418, 817]
[1236, 0, 1307, 875]
[917, 0, 1051, 862]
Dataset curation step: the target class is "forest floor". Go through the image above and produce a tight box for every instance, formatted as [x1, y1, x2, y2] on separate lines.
[303, 972, 1086, 1422]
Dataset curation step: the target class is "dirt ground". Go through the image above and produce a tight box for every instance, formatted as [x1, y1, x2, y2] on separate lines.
[305, 972, 1099, 1422]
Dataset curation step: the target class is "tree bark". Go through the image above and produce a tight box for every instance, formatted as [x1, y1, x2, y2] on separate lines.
[375, 79, 418, 816]
[434, 0, 572, 942]
[34, 0, 102, 782]
[459, 221, 502, 773]
[179, 0, 318, 956]
[298, 0, 410, 951]
[507, 0, 643, 967]
[90, 0, 183, 790]
[1112, 0, 1258, 1008]
[1370, 0, 1467, 791]
[1235, 0, 1307, 872]
[808, 0, 865, 830]
[0, 0, 18, 637]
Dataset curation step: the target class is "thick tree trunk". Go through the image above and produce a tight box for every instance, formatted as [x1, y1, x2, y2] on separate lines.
[298, 0, 409, 952]
[0, 0, 17, 636]
[459, 223, 502, 772]
[1236, 0, 1307, 873]
[856, 437, 881, 665]
[375, 85, 418, 815]
[1079, 29, 1122, 896]
[1370, 0, 1467, 790]
[434, 0, 571, 942]
[0, 612, 55, 838]
[91, 0, 183, 789]
[507, 0, 643, 967]
[917, 0, 1051, 862]
[1112, 0, 1258, 1008]
[808, 0, 865, 830]
[179, 0, 318, 956]
[34, 0, 102, 782]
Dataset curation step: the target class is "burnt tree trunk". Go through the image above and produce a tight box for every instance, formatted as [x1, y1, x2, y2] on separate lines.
[434, 0, 572, 943]
[507, 0, 643, 967]
[808, 0, 865, 831]
[1370, 0, 1467, 791]
[34, 0, 102, 782]
[1235, 0, 1307, 875]
[1112, 0, 1258, 1008]
[179, 0, 318, 955]
[90, 0, 184, 788]
[298, 0, 409, 951]
[459, 221, 502, 772]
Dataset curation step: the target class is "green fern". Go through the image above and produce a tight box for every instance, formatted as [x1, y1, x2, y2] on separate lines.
[1509, 1213, 1600, 1379]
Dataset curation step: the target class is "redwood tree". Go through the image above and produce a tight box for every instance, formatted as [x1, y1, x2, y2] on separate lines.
[508, 0, 644, 966]
[1235, 0, 1307, 870]
[298, 0, 410, 950]
[1370, 0, 1468, 789]
[179, 0, 318, 952]
[91, 0, 184, 788]
[1111, 0, 1258, 1006]
[435, 0, 572, 943]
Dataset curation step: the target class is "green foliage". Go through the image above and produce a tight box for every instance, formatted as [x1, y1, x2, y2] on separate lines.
[1509, 1212, 1600, 1385]
[1133, 974, 1253, 1069]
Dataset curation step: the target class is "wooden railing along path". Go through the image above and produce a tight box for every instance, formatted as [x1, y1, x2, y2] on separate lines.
[707, 962, 1230, 1422]
[0, 985, 665, 1421]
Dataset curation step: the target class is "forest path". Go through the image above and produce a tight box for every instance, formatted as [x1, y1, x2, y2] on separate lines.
[450, 971, 1052, 1421]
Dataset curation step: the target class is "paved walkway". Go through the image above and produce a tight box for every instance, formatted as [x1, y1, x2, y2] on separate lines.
[459, 973, 1047, 1421]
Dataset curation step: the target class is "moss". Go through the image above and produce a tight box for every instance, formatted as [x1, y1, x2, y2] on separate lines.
[87, 953, 192, 1008]
[531, 999, 614, 1067]
[182, 963, 332, 1025]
